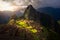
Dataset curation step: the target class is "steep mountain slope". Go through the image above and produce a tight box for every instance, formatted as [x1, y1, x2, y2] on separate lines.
[24, 5, 60, 33]
[37, 7, 60, 20]
[0, 10, 22, 24]
[0, 12, 9, 24]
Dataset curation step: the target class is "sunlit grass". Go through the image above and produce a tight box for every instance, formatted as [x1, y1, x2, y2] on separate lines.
[7, 19, 49, 40]
[57, 20, 60, 24]
[30, 29, 37, 33]
[26, 26, 32, 29]
[15, 19, 41, 40]
[8, 19, 15, 25]
[16, 20, 38, 33]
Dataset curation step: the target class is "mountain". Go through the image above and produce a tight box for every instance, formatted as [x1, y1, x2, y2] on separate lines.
[24, 5, 60, 33]
[37, 7, 60, 20]
[0, 10, 23, 24]
[0, 12, 9, 24]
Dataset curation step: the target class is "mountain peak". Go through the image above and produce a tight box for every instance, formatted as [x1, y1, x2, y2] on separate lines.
[27, 5, 34, 9]
[23, 5, 37, 20]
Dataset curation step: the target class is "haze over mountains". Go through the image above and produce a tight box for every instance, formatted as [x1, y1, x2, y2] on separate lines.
[37, 7, 60, 20]
[0, 10, 23, 24]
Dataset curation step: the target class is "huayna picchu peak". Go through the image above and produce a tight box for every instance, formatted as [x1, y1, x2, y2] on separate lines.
[24, 5, 60, 34]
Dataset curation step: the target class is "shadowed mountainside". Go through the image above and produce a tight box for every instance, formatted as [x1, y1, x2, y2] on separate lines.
[0, 12, 9, 24]
[24, 5, 60, 33]
[0, 10, 23, 24]
[37, 7, 60, 20]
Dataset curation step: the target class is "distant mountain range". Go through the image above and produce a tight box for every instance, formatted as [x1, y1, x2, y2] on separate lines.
[0, 10, 23, 24]
[37, 7, 60, 20]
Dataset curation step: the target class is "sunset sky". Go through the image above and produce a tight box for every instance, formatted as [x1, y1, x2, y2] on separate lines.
[0, 0, 60, 12]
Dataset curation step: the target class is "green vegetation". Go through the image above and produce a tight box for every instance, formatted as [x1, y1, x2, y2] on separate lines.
[0, 13, 60, 40]
[0, 17, 60, 40]
[6, 18, 49, 40]
[57, 20, 60, 24]
[16, 20, 37, 33]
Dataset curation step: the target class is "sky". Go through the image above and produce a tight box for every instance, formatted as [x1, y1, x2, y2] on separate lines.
[13, 0, 60, 8]
[39, 0, 60, 8]
[0, 0, 60, 8]
[0, 0, 60, 20]
[0, 0, 60, 12]
[23, 0, 60, 8]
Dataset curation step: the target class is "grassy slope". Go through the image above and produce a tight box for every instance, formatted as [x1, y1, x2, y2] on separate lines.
[0, 19, 60, 40]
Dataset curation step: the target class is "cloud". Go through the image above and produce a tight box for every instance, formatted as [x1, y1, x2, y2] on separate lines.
[18, 0, 60, 8]
[34, 0, 60, 8]
[1, 0, 60, 9]
[1, 0, 60, 8]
